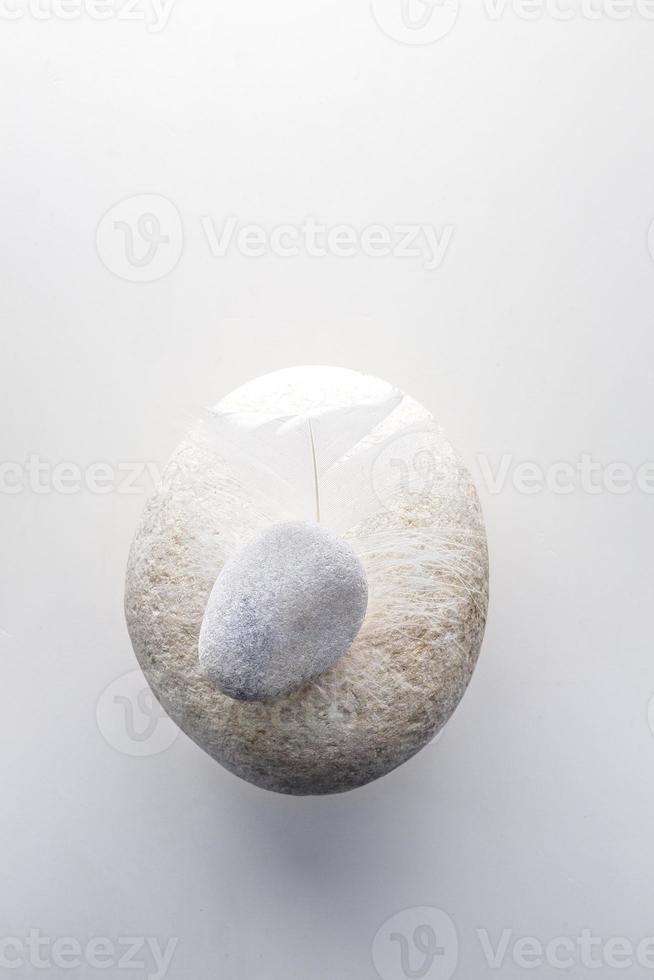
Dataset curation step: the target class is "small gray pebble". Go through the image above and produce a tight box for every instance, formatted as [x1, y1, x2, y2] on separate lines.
[198, 521, 368, 701]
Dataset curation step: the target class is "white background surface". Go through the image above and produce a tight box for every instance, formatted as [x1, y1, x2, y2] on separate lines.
[2, 1, 654, 978]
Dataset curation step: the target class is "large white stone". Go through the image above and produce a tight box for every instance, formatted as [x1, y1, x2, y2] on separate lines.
[125, 366, 489, 795]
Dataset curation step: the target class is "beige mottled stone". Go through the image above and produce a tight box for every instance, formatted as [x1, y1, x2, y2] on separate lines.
[124, 367, 488, 795]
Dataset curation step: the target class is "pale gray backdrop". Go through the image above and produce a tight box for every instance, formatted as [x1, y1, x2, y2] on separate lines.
[1, 1, 653, 978]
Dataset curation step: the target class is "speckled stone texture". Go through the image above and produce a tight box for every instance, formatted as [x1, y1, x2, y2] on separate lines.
[124, 366, 489, 795]
[198, 521, 368, 701]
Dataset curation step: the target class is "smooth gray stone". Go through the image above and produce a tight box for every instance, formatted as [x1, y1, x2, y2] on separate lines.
[198, 522, 368, 701]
